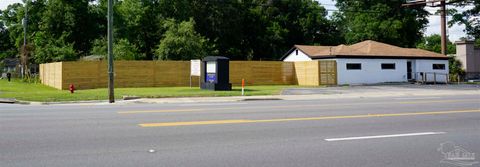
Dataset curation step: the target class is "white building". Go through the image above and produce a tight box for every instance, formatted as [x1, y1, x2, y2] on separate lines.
[282, 40, 449, 85]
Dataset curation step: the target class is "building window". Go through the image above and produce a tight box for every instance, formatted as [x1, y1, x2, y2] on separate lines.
[346, 63, 362, 70]
[432, 64, 446, 70]
[381, 63, 396, 70]
[295, 50, 298, 55]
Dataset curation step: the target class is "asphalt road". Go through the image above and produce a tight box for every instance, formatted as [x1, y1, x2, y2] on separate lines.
[1, 94, 480, 167]
[282, 84, 480, 95]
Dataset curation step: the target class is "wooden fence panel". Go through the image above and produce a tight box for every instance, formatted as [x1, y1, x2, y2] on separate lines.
[294, 61, 319, 86]
[39, 62, 63, 89]
[62, 61, 102, 90]
[115, 61, 155, 88]
[230, 61, 295, 86]
[153, 61, 191, 87]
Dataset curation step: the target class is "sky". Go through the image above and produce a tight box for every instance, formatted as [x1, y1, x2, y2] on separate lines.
[0, 0, 469, 42]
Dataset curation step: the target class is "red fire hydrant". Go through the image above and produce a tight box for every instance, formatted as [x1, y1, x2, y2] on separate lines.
[69, 84, 75, 94]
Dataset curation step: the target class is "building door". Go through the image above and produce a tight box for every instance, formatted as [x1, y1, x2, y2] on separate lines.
[407, 61, 413, 80]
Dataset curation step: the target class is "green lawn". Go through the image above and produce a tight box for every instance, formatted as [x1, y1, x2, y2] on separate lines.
[0, 79, 296, 102]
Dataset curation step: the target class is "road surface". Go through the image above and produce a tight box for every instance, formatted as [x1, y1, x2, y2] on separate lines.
[1, 94, 479, 167]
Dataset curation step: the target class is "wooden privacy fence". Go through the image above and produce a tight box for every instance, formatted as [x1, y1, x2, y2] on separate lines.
[40, 61, 303, 90]
[40, 60, 336, 90]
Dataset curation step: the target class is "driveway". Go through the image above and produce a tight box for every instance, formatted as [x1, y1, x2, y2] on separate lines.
[281, 83, 480, 95]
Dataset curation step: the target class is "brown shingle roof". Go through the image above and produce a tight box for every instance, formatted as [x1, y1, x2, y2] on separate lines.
[293, 40, 447, 59]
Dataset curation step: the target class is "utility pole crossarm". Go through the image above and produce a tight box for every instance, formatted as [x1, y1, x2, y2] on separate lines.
[402, 0, 462, 7]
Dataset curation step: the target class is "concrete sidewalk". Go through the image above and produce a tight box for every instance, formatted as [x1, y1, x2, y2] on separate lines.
[131, 85, 480, 104]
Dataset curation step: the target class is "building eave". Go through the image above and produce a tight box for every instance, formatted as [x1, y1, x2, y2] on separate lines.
[311, 55, 449, 60]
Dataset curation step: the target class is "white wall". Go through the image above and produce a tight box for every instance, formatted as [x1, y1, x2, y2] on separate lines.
[284, 56, 449, 84]
[335, 59, 408, 85]
[414, 59, 449, 82]
[283, 49, 312, 62]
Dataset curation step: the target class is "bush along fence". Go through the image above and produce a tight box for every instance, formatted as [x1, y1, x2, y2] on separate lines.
[40, 60, 338, 90]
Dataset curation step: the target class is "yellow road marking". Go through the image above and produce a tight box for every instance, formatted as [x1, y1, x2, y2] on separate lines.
[139, 109, 480, 127]
[140, 120, 252, 127]
[120, 99, 479, 114]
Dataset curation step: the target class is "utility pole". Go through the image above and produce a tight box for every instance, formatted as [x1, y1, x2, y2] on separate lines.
[108, 0, 115, 103]
[440, 0, 447, 55]
[402, 0, 451, 55]
[21, 1, 28, 78]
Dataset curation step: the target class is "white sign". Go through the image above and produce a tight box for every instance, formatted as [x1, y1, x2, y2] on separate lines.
[206, 61, 217, 73]
[190, 60, 201, 76]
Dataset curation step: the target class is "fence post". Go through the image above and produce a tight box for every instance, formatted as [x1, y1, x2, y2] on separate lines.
[241, 78, 245, 96]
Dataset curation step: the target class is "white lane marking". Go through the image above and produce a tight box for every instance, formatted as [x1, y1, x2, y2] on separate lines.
[179, 103, 248, 106]
[395, 97, 441, 100]
[324, 132, 446, 142]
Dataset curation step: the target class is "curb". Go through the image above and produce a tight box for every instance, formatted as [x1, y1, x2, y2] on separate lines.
[0, 98, 17, 104]
[240, 98, 283, 101]
[19, 100, 111, 105]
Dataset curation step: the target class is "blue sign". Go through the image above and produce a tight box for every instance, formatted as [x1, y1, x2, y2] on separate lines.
[206, 73, 217, 83]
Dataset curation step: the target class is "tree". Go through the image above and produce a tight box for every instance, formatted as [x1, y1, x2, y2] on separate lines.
[90, 37, 143, 60]
[450, 0, 480, 40]
[90, 37, 108, 56]
[416, 34, 456, 54]
[0, 20, 16, 60]
[187, 0, 340, 60]
[243, 0, 341, 60]
[416, 34, 460, 75]
[39, 0, 102, 56]
[115, 0, 164, 60]
[448, 56, 465, 76]
[1, 0, 103, 63]
[155, 19, 209, 60]
[334, 0, 430, 47]
[33, 32, 76, 63]
[1, 3, 25, 58]
[1, 1, 45, 68]
[113, 39, 144, 60]
[3, 0, 439, 62]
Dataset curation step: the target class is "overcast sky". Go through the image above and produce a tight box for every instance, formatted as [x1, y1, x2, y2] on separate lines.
[0, 0, 469, 42]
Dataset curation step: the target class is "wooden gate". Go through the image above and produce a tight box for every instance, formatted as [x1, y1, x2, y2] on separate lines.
[318, 60, 337, 85]
[294, 60, 337, 86]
